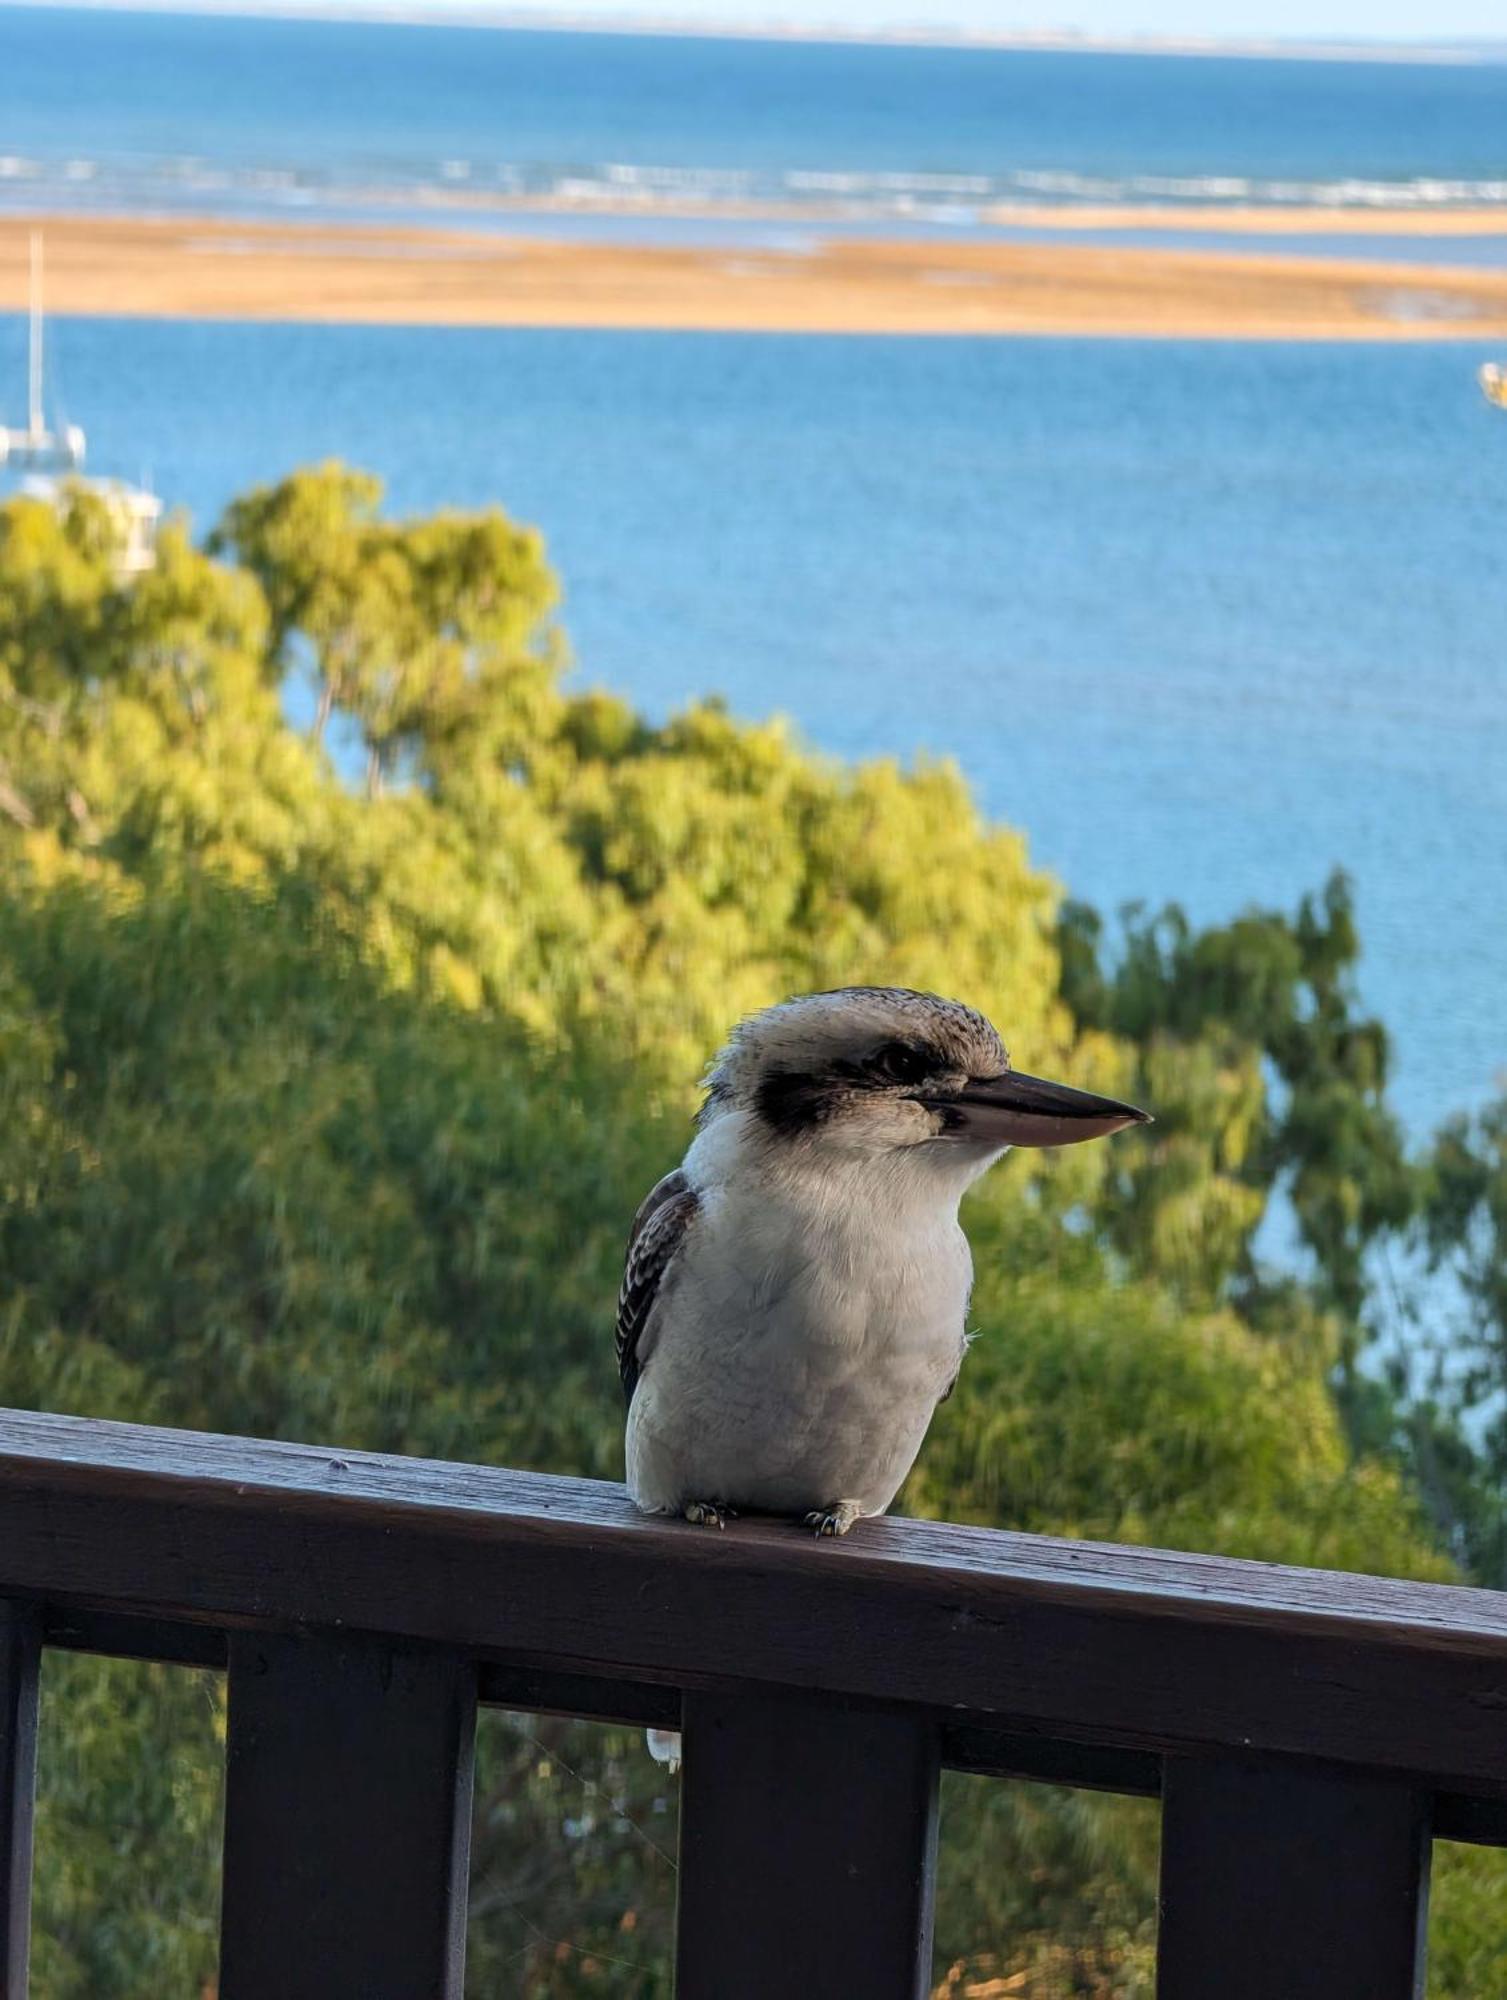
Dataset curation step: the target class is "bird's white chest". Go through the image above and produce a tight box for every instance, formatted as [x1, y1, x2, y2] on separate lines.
[694, 1191, 967, 1380]
[626, 1176, 972, 1518]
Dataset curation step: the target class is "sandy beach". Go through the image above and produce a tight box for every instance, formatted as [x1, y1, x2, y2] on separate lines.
[981, 202, 1507, 237]
[5, 214, 1507, 339]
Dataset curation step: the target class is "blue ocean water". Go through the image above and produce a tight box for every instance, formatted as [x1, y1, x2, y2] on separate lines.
[0, 12, 1503, 1131]
[2, 5, 1507, 225]
[4, 311, 1501, 1136]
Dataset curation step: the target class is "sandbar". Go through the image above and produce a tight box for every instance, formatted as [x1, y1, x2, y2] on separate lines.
[4, 214, 1506, 339]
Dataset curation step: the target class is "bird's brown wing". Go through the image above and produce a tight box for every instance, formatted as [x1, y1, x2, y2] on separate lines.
[616, 1168, 699, 1409]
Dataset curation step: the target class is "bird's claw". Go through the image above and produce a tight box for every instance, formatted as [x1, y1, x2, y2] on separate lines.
[804, 1502, 863, 1538]
[683, 1499, 736, 1529]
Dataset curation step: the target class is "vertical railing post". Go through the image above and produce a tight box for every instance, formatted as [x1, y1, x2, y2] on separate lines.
[677, 1688, 940, 2000]
[219, 1633, 476, 2000]
[1157, 1757, 1431, 2000]
[0, 1603, 40, 2000]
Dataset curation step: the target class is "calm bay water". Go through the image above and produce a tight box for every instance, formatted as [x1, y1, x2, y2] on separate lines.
[4, 312, 1502, 1136]
[1, 11, 1504, 1131]
[3, 5, 1507, 224]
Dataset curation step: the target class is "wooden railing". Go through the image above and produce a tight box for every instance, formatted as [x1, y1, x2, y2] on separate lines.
[2, 1405, 1505, 1998]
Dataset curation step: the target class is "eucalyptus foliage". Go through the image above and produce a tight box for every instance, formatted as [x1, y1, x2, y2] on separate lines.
[1, 470, 1499, 1996]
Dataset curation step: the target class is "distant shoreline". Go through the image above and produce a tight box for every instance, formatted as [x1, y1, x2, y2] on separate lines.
[5, 214, 1507, 340]
[102, 190, 1505, 236]
[3, 0, 1502, 67]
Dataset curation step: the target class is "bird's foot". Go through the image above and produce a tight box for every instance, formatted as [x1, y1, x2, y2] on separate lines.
[683, 1499, 737, 1529]
[804, 1500, 864, 1539]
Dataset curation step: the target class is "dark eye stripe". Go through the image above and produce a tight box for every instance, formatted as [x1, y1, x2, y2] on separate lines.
[756, 1069, 842, 1136]
[755, 1043, 945, 1139]
[869, 1042, 934, 1086]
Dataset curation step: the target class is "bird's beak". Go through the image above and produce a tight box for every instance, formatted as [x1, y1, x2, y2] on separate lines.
[938, 1070, 1151, 1148]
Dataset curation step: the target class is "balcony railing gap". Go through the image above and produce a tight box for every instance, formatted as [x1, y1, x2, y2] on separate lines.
[2, 1404, 1504, 1997]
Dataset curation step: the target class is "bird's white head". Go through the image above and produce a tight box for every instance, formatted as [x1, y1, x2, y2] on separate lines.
[701, 986, 1149, 1175]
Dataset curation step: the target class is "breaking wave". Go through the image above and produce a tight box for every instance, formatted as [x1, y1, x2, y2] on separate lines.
[3, 152, 1507, 224]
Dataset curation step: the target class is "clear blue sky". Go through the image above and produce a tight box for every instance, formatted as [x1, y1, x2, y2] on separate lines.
[431, 0, 1507, 42]
[34, 0, 1505, 46]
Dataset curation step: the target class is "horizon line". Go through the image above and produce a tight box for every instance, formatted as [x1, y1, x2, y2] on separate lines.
[4, 0, 1505, 65]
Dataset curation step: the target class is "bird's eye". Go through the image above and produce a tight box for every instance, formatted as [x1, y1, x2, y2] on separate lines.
[871, 1042, 930, 1087]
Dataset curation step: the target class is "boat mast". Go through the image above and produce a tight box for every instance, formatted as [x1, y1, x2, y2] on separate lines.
[0, 230, 156, 575]
[28, 230, 43, 439]
[1, 231, 85, 471]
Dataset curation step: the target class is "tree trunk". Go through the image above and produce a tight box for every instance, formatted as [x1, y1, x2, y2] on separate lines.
[311, 683, 334, 745]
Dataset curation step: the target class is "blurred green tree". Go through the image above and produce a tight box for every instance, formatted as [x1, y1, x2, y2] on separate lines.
[0, 467, 1497, 1999]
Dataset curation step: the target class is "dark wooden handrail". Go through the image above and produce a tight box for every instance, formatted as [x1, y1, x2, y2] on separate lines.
[1, 1404, 1503, 1996]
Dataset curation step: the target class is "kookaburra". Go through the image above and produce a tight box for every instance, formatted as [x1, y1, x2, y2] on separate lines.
[618, 986, 1148, 1537]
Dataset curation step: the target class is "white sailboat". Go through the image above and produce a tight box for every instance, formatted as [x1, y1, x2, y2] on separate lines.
[1481, 362, 1507, 411]
[0, 231, 161, 575]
